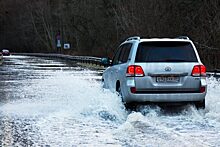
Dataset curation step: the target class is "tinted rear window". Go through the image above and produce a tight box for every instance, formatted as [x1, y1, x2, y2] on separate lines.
[135, 41, 198, 62]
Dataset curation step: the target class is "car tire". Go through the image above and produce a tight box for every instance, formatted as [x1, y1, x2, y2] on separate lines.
[117, 86, 123, 100]
[124, 102, 137, 110]
[194, 99, 205, 109]
[117, 85, 137, 110]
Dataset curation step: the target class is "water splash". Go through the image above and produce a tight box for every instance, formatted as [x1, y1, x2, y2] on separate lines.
[1, 56, 220, 146]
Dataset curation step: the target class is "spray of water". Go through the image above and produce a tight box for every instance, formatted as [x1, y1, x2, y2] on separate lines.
[1, 56, 220, 146]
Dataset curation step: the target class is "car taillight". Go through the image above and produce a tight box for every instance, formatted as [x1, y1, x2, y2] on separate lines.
[200, 65, 206, 76]
[200, 87, 206, 93]
[126, 65, 145, 77]
[130, 87, 136, 93]
[192, 65, 206, 77]
[127, 65, 135, 76]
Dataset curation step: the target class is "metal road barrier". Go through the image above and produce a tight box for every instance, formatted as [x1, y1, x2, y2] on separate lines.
[10, 53, 220, 77]
[13, 53, 103, 66]
[207, 69, 220, 78]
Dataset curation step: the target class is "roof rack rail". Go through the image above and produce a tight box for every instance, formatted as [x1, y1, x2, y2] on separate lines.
[126, 36, 140, 41]
[176, 36, 190, 40]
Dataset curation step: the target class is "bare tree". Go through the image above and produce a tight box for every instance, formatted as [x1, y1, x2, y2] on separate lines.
[0, 0, 220, 69]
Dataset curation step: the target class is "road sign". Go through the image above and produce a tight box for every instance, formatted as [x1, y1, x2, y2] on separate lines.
[64, 43, 70, 49]
[57, 40, 61, 48]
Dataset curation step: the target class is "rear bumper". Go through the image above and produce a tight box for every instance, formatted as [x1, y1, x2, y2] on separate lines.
[123, 77, 207, 103]
[123, 90, 206, 103]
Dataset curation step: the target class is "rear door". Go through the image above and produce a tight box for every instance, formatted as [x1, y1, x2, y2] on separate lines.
[134, 41, 201, 93]
[106, 46, 122, 90]
[110, 43, 132, 91]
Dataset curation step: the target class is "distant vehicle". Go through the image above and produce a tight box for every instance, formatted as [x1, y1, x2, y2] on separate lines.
[0, 52, 3, 64]
[2, 49, 10, 56]
[101, 36, 207, 109]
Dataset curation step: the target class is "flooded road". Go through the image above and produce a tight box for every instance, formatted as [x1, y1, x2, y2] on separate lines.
[0, 56, 220, 146]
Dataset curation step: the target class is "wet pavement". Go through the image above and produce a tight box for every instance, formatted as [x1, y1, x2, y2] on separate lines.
[0, 55, 220, 147]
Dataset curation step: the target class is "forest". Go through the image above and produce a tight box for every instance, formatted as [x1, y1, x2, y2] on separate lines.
[0, 0, 220, 70]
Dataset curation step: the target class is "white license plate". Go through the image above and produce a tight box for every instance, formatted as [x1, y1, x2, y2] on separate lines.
[156, 76, 180, 83]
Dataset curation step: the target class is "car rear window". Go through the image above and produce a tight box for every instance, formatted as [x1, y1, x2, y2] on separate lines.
[135, 41, 198, 62]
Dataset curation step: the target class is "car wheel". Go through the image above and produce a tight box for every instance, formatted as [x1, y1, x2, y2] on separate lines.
[124, 102, 137, 110]
[117, 85, 137, 110]
[194, 99, 205, 109]
[117, 86, 123, 99]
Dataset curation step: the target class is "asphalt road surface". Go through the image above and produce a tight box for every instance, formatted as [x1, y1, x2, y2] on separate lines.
[0, 55, 220, 147]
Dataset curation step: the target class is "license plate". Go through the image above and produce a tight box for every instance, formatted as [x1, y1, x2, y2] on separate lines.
[156, 76, 180, 83]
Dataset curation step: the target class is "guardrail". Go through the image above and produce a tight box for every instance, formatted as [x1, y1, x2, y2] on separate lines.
[207, 71, 220, 78]
[13, 53, 103, 66]
[11, 53, 220, 77]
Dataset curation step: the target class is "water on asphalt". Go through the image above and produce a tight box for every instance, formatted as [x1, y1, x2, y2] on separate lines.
[0, 55, 220, 146]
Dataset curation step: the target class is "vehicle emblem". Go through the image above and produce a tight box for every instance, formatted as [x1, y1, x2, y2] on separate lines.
[165, 66, 172, 72]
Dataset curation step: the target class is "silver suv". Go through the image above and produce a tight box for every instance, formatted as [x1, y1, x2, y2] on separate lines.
[102, 36, 207, 109]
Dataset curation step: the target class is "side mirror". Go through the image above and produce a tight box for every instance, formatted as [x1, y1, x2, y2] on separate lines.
[101, 58, 112, 67]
